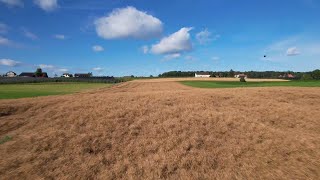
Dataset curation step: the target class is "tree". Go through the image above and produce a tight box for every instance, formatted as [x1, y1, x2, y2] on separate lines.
[240, 76, 246, 82]
[228, 69, 235, 77]
[35, 68, 43, 77]
[301, 73, 312, 80]
[311, 69, 320, 79]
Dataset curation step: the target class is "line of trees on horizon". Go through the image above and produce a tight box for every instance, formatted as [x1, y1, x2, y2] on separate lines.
[158, 69, 320, 80]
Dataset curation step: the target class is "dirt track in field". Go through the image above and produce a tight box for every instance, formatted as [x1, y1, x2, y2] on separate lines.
[0, 79, 320, 179]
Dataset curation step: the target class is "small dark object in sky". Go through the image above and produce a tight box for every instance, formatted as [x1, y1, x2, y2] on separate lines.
[264, 55, 267, 58]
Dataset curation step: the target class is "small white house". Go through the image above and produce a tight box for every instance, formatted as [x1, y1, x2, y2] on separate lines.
[195, 72, 211, 78]
[5, 71, 17, 77]
[234, 74, 247, 79]
[62, 73, 73, 78]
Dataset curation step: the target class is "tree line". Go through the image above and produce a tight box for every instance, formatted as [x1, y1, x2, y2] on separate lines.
[158, 69, 320, 80]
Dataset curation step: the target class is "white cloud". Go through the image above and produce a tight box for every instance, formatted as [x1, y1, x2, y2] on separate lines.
[141, 45, 149, 54]
[184, 55, 198, 61]
[151, 27, 193, 55]
[196, 29, 220, 45]
[266, 37, 299, 52]
[22, 28, 38, 40]
[39, 64, 55, 69]
[286, 47, 300, 56]
[0, 36, 12, 46]
[0, 23, 9, 34]
[211, 56, 220, 61]
[92, 45, 104, 52]
[95, 6, 163, 40]
[93, 67, 104, 72]
[34, 0, 58, 12]
[0, 0, 23, 7]
[0, 59, 20, 67]
[54, 34, 65, 40]
[57, 68, 68, 72]
[164, 53, 181, 60]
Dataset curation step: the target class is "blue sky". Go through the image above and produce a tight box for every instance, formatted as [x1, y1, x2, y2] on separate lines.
[0, 0, 319, 76]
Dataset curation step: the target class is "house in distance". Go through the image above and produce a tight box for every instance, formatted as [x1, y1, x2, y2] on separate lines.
[61, 73, 73, 78]
[5, 71, 17, 77]
[195, 72, 211, 78]
[19, 68, 48, 78]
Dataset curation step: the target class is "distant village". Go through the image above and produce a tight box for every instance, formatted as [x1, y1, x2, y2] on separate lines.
[1, 68, 105, 78]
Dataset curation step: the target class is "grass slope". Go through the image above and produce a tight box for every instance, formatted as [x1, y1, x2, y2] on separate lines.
[181, 80, 320, 88]
[0, 83, 112, 99]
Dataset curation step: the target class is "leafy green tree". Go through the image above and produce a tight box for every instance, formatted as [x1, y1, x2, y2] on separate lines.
[301, 73, 312, 80]
[35, 68, 43, 77]
[228, 69, 235, 77]
[311, 69, 320, 79]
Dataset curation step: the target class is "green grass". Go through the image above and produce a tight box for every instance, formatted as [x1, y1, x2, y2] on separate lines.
[0, 83, 112, 99]
[0, 136, 12, 145]
[181, 80, 320, 89]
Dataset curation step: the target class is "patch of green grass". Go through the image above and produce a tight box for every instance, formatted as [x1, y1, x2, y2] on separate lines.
[181, 80, 320, 88]
[0, 83, 112, 99]
[0, 136, 12, 145]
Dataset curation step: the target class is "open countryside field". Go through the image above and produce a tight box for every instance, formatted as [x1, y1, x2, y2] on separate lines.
[0, 79, 320, 179]
[0, 83, 112, 99]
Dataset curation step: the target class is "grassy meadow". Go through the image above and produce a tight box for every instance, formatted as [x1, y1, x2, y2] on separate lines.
[181, 80, 320, 88]
[0, 83, 112, 99]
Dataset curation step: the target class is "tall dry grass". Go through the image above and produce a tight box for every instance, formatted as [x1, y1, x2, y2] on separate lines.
[0, 80, 319, 179]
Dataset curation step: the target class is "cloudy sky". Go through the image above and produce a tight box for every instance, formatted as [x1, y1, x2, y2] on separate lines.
[0, 0, 319, 76]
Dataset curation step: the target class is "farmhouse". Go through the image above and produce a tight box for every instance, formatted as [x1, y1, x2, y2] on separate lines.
[62, 73, 73, 78]
[19, 72, 48, 78]
[235, 74, 247, 79]
[279, 73, 295, 79]
[195, 72, 211, 78]
[5, 71, 17, 77]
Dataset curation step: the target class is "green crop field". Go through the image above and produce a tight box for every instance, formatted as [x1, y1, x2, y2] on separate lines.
[0, 83, 112, 99]
[181, 80, 320, 88]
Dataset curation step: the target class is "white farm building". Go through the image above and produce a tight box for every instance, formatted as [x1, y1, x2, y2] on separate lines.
[195, 72, 210, 78]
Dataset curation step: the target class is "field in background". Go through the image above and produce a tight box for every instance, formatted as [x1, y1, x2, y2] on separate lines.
[181, 80, 320, 88]
[0, 83, 112, 99]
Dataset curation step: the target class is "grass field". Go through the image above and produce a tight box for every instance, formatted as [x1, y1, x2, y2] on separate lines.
[0, 83, 112, 99]
[181, 80, 320, 88]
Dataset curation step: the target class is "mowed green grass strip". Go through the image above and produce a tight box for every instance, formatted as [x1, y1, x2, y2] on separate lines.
[0, 83, 112, 99]
[181, 80, 320, 88]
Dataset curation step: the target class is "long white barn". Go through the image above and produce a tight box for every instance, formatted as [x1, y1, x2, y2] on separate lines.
[195, 72, 210, 78]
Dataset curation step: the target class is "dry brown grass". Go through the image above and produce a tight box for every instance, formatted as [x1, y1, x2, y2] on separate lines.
[134, 77, 289, 83]
[0, 80, 320, 179]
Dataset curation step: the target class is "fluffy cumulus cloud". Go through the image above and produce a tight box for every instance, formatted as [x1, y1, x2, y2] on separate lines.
[92, 45, 104, 52]
[0, 0, 23, 7]
[0, 23, 9, 34]
[286, 47, 300, 56]
[54, 34, 65, 40]
[34, 0, 58, 12]
[0, 59, 20, 67]
[95, 6, 163, 40]
[151, 27, 193, 55]
[196, 29, 220, 45]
